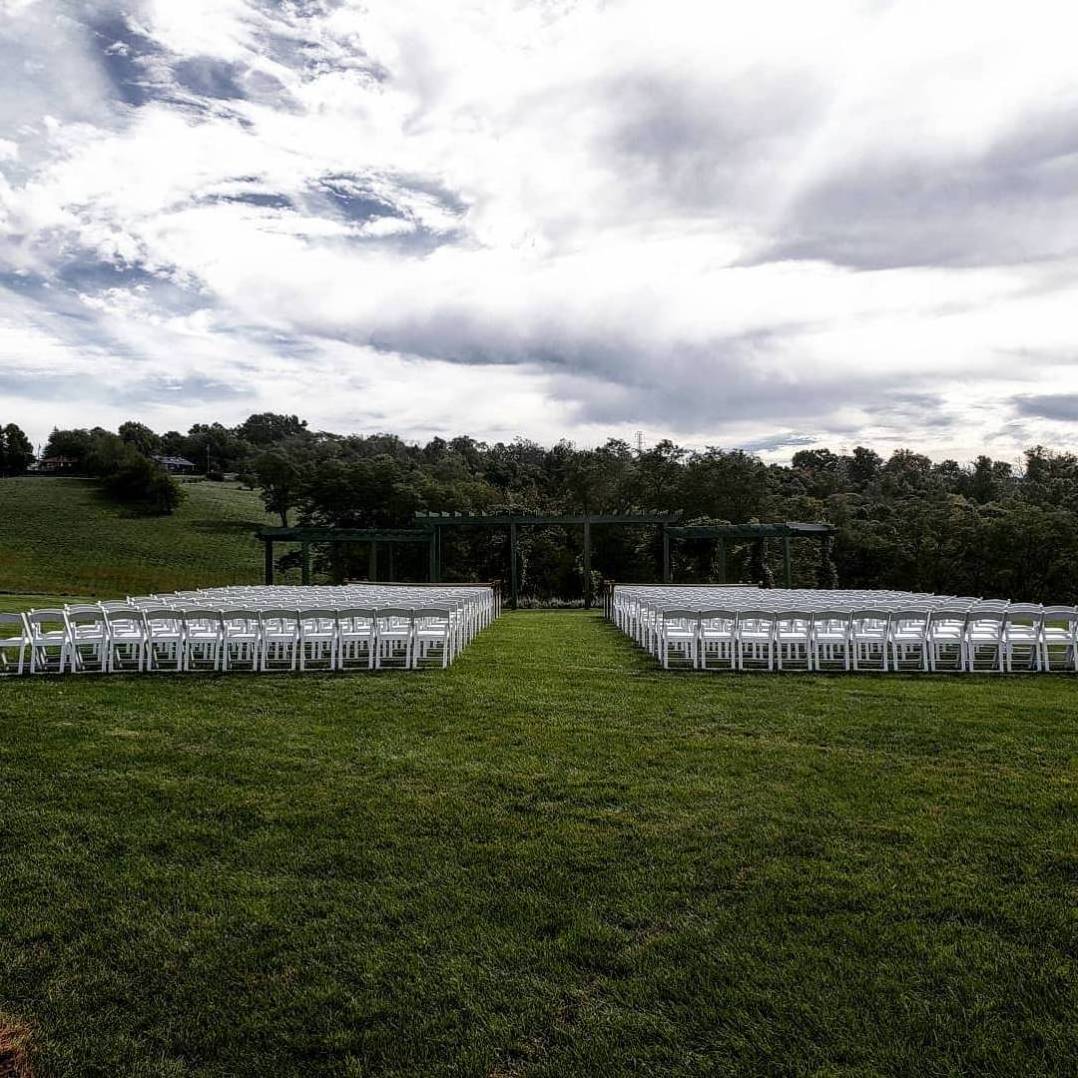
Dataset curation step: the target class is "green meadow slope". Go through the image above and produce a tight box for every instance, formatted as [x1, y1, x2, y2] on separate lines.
[0, 477, 276, 596]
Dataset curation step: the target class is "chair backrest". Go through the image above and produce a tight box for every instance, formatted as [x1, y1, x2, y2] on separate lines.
[1004, 604, 1042, 626]
[414, 607, 451, 621]
[182, 608, 223, 630]
[27, 609, 69, 633]
[812, 609, 850, 627]
[1041, 607, 1078, 633]
[662, 608, 699, 623]
[259, 608, 302, 625]
[698, 608, 737, 624]
[140, 608, 183, 629]
[0, 611, 29, 636]
[928, 608, 969, 629]
[220, 609, 262, 625]
[890, 607, 929, 627]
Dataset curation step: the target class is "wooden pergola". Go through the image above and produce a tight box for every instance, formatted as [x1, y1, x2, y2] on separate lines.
[665, 521, 837, 587]
[256, 527, 435, 585]
[414, 510, 683, 608]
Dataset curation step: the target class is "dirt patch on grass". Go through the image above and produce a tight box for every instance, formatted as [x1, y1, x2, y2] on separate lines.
[0, 1015, 34, 1078]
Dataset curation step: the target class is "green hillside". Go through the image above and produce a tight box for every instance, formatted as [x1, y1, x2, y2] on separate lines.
[0, 477, 277, 596]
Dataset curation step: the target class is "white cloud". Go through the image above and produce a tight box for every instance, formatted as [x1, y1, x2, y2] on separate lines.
[1, 0, 1078, 458]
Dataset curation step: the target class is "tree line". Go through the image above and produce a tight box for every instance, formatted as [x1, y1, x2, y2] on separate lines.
[22, 414, 1078, 603]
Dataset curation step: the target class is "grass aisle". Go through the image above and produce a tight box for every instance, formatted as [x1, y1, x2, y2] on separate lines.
[0, 611, 1075, 1076]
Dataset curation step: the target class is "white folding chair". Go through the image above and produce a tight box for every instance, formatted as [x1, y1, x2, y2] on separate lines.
[220, 609, 262, 672]
[888, 608, 930, 672]
[299, 608, 338, 671]
[66, 606, 111, 673]
[774, 610, 814, 671]
[374, 608, 413, 669]
[965, 609, 1005, 672]
[1040, 607, 1077, 672]
[735, 609, 776, 671]
[850, 609, 890, 671]
[182, 609, 224, 671]
[1002, 605, 1043, 672]
[104, 606, 148, 673]
[0, 612, 31, 675]
[412, 607, 453, 668]
[811, 610, 851, 671]
[141, 608, 185, 672]
[336, 607, 376, 670]
[926, 608, 969, 672]
[260, 609, 301, 672]
[659, 609, 698, 669]
[698, 609, 737, 671]
[27, 609, 72, 674]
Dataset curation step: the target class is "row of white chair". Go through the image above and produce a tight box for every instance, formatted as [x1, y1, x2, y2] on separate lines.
[609, 587, 1078, 672]
[1, 584, 497, 675]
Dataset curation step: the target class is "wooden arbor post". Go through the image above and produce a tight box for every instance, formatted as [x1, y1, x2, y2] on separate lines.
[263, 538, 274, 584]
[428, 530, 438, 583]
[300, 541, 311, 585]
[783, 536, 793, 588]
[662, 526, 672, 583]
[509, 522, 519, 609]
[583, 517, 592, 608]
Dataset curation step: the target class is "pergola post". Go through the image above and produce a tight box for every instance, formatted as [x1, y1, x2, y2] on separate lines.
[662, 527, 672, 583]
[369, 541, 377, 582]
[428, 531, 438, 582]
[264, 539, 274, 585]
[300, 541, 311, 585]
[717, 538, 726, 584]
[783, 537, 792, 588]
[387, 543, 395, 581]
[583, 518, 592, 608]
[509, 523, 519, 608]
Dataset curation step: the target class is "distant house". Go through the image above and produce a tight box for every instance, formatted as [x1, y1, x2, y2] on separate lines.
[34, 456, 79, 474]
[152, 455, 197, 474]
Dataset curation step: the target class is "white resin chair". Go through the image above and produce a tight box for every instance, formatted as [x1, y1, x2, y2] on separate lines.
[298, 608, 338, 671]
[1040, 606, 1077, 672]
[336, 607, 376, 670]
[659, 609, 698, 669]
[774, 610, 814, 671]
[965, 609, 1005, 672]
[374, 608, 413, 669]
[141, 608, 185, 672]
[66, 606, 111, 673]
[888, 608, 930, 672]
[735, 610, 776, 671]
[0, 612, 31, 675]
[1002, 605, 1043, 672]
[850, 609, 891, 671]
[220, 610, 262, 672]
[182, 609, 224, 671]
[811, 610, 851, 671]
[926, 608, 969, 672]
[412, 608, 453, 668]
[260, 609, 301, 672]
[27, 609, 72, 674]
[698, 609, 737, 671]
[103, 606, 148, 672]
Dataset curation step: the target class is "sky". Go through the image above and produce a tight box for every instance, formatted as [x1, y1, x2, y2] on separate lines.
[2, 0, 1078, 461]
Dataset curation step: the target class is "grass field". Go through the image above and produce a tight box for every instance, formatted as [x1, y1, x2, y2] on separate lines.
[0, 477, 276, 597]
[1, 611, 1075, 1077]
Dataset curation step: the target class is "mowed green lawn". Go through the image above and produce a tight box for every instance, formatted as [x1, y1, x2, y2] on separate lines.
[1, 611, 1075, 1077]
[0, 477, 276, 597]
